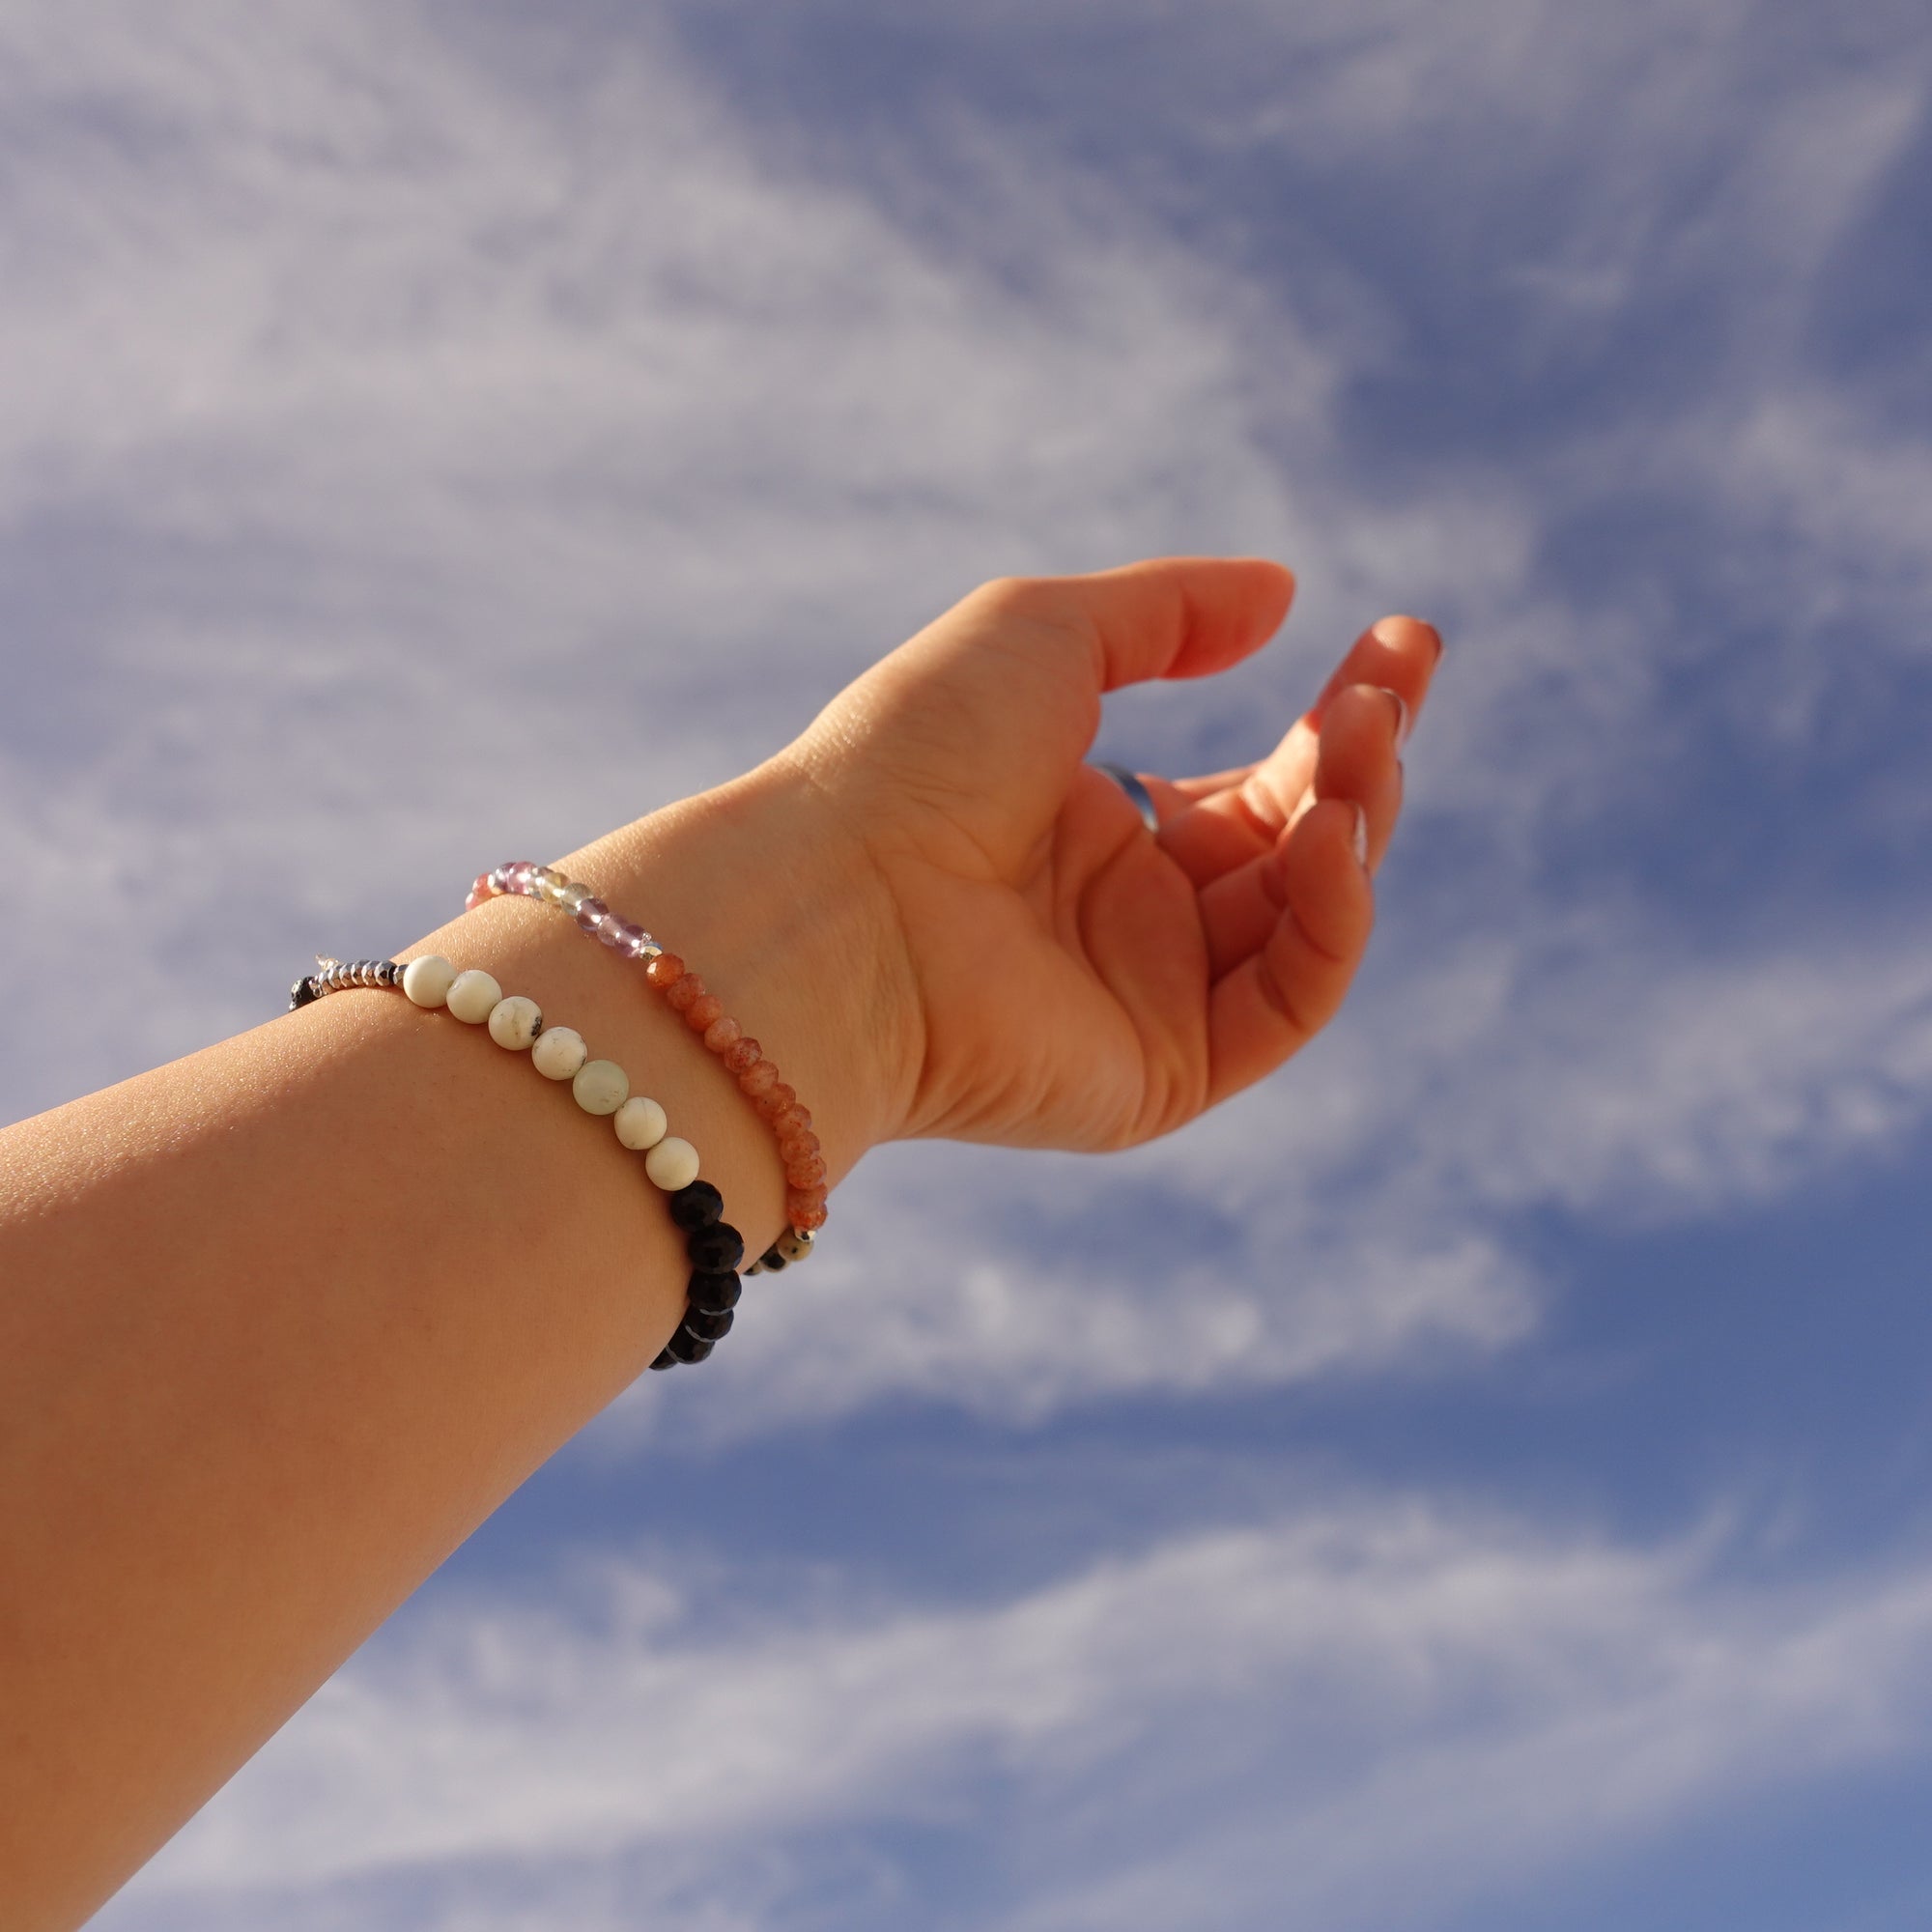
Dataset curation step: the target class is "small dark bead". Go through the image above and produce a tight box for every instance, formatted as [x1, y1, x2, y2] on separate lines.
[667, 1327, 715, 1365]
[686, 1306, 735, 1343]
[648, 1348, 679, 1372]
[289, 977, 320, 1010]
[686, 1221, 745, 1273]
[668, 1180, 724, 1232]
[757, 1247, 787, 1272]
[688, 1268, 741, 1314]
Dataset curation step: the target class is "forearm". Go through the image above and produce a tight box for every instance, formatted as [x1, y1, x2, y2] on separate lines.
[0, 765, 904, 1927]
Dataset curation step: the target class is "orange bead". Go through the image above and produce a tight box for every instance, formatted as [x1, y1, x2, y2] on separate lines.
[787, 1193, 828, 1232]
[645, 952, 684, 988]
[738, 1060, 779, 1096]
[786, 1156, 827, 1188]
[723, 1037, 761, 1074]
[755, 1082, 797, 1122]
[665, 973, 706, 1013]
[775, 1105, 812, 1137]
[704, 1016, 743, 1054]
[685, 993, 724, 1031]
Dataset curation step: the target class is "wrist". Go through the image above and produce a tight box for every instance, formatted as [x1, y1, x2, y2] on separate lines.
[554, 758, 917, 1190]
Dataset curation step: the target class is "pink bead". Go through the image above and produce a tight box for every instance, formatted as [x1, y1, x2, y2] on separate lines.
[505, 860, 540, 894]
[703, 1015, 742, 1053]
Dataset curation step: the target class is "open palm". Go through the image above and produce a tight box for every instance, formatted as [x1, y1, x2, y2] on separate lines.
[781, 557, 1440, 1151]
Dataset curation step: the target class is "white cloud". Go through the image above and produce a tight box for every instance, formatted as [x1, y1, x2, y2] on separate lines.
[106, 1493, 1932, 1930]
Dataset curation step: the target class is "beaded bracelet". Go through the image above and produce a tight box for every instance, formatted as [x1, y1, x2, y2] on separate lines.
[289, 954, 745, 1369]
[464, 861, 825, 1275]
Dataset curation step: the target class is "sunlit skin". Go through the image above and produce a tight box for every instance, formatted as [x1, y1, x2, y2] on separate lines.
[0, 556, 1437, 1928]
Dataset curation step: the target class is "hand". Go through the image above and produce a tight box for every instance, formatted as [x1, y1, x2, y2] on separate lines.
[773, 556, 1441, 1151]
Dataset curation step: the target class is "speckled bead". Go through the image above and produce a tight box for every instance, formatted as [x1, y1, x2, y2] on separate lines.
[754, 1083, 797, 1122]
[487, 996, 543, 1050]
[446, 969, 502, 1024]
[531, 1026, 588, 1081]
[786, 1191, 828, 1232]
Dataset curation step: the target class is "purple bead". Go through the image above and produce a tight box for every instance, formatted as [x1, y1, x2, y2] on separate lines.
[617, 923, 658, 959]
[573, 896, 611, 934]
[504, 861, 540, 895]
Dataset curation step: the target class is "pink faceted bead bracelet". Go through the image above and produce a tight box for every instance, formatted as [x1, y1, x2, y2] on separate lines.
[466, 861, 823, 1273]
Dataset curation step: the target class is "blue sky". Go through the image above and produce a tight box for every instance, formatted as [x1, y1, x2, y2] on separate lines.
[4, 1, 1931, 1925]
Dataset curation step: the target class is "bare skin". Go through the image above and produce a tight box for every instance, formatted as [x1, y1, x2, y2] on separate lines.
[0, 556, 1438, 1927]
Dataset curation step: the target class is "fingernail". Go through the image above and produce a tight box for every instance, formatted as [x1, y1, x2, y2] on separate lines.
[1350, 803, 1369, 869]
[1376, 686, 1410, 753]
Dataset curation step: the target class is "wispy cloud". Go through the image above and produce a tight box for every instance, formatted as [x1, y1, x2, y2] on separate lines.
[110, 1493, 1932, 1930]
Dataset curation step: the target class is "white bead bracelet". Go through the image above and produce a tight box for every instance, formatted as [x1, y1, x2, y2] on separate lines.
[288, 954, 752, 1371]
[294, 953, 703, 1193]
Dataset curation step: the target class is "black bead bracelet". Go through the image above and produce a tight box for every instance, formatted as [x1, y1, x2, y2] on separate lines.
[653, 1179, 747, 1370]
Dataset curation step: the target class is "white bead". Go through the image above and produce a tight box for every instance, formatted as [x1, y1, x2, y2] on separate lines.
[613, 1095, 668, 1151]
[644, 1134, 700, 1191]
[445, 968, 502, 1023]
[572, 1058, 629, 1116]
[402, 955, 457, 1008]
[487, 995, 543, 1050]
[531, 1027, 587, 1081]
[777, 1227, 817, 1263]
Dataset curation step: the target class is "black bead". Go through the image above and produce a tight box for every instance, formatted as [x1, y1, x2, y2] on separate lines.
[686, 1221, 745, 1273]
[289, 977, 320, 1010]
[685, 1306, 735, 1343]
[667, 1327, 715, 1365]
[756, 1247, 787, 1272]
[648, 1348, 679, 1372]
[668, 1180, 724, 1232]
[688, 1268, 742, 1314]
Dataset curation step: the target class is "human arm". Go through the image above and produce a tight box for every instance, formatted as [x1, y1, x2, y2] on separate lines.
[0, 556, 1437, 1927]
